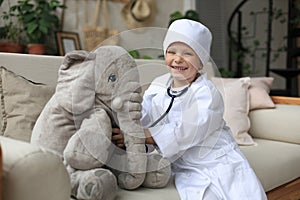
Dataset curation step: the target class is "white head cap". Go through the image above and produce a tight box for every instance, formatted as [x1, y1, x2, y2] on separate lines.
[163, 19, 212, 66]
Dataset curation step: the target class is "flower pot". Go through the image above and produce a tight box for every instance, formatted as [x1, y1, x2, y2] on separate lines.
[27, 44, 46, 55]
[0, 42, 25, 53]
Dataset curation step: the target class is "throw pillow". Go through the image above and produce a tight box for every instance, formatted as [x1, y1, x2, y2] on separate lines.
[0, 66, 54, 142]
[249, 77, 275, 110]
[211, 77, 256, 145]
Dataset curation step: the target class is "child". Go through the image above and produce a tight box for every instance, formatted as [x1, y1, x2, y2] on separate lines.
[113, 19, 267, 200]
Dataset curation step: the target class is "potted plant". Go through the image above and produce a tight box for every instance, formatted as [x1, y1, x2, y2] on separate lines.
[0, 0, 26, 53]
[17, 0, 66, 54]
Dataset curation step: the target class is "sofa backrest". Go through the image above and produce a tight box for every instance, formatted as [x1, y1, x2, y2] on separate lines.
[0, 52, 215, 88]
[0, 53, 62, 87]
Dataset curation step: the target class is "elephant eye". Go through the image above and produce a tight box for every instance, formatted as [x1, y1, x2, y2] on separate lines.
[108, 74, 117, 82]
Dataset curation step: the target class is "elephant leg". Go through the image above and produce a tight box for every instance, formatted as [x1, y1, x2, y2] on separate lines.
[142, 153, 172, 188]
[64, 109, 113, 170]
[69, 168, 118, 200]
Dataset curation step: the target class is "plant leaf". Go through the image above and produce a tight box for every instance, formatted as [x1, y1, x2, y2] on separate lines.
[27, 23, 38, 34]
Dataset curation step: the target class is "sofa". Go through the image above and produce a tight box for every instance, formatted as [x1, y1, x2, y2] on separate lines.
[0, 52, 299, 200]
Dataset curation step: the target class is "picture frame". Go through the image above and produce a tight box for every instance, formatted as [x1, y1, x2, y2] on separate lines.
[56, 31, 81, 56]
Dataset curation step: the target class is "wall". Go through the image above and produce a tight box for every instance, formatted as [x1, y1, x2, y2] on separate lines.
[197, 0, 288, 89]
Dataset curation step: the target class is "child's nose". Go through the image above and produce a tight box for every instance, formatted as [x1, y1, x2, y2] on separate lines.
[174, 54, 184, 63]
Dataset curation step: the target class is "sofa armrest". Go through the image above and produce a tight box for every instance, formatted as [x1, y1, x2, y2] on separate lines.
[249, 100, 300, 144]
[0, 136, 71, 200]
[271, 96, 300, 105]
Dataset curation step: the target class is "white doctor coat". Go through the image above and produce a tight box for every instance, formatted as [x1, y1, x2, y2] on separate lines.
[141, 73, 267, 200]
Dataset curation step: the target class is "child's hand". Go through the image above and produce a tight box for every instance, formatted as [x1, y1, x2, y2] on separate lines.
[112, 128, 125, 149]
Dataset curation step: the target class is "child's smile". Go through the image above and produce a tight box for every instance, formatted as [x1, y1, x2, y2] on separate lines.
[171, 65, 188, 71]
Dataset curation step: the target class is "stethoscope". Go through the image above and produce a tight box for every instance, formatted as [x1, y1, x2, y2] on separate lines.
[150, 84, 190, 127]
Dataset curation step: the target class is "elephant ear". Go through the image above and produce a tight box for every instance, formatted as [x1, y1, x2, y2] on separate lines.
[55, 50, 97, 123]
[61, 50, 95, 70]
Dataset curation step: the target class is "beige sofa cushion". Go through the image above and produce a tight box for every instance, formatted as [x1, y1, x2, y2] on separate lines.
[241, 138, 300, 192]
[0, 66, 54, 142]
[249, 104, 300, 144]
[0, 136, 71, 200]
[211, 77, 255, 145]
[117, 177, 180, 200]
[249, 77, 275, 110]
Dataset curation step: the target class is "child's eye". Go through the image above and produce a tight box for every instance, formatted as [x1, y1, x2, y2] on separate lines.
[167, 50, 176, 55]
[184, 52, 193, 56]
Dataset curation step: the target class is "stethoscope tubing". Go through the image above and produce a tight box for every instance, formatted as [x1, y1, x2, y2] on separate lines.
[149, 85, 190, 127]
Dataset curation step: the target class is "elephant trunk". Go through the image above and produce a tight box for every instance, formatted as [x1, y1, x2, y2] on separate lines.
[115, 110, 147, 190]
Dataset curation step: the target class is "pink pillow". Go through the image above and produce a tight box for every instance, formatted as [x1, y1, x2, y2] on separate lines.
[249, 77, 275, 110]
[211, 77, 256, 145]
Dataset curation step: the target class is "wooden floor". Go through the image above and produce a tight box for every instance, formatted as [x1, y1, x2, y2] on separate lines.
[267, 178, 300, 200]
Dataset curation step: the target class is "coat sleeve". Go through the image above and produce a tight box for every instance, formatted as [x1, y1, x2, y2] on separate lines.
[145, 83, 225, 159]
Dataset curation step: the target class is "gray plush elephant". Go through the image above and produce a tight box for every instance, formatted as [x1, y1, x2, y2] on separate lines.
[31, 46, 171, 200]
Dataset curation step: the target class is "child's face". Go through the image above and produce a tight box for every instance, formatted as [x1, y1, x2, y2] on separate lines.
[165, 42, 203, 87]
